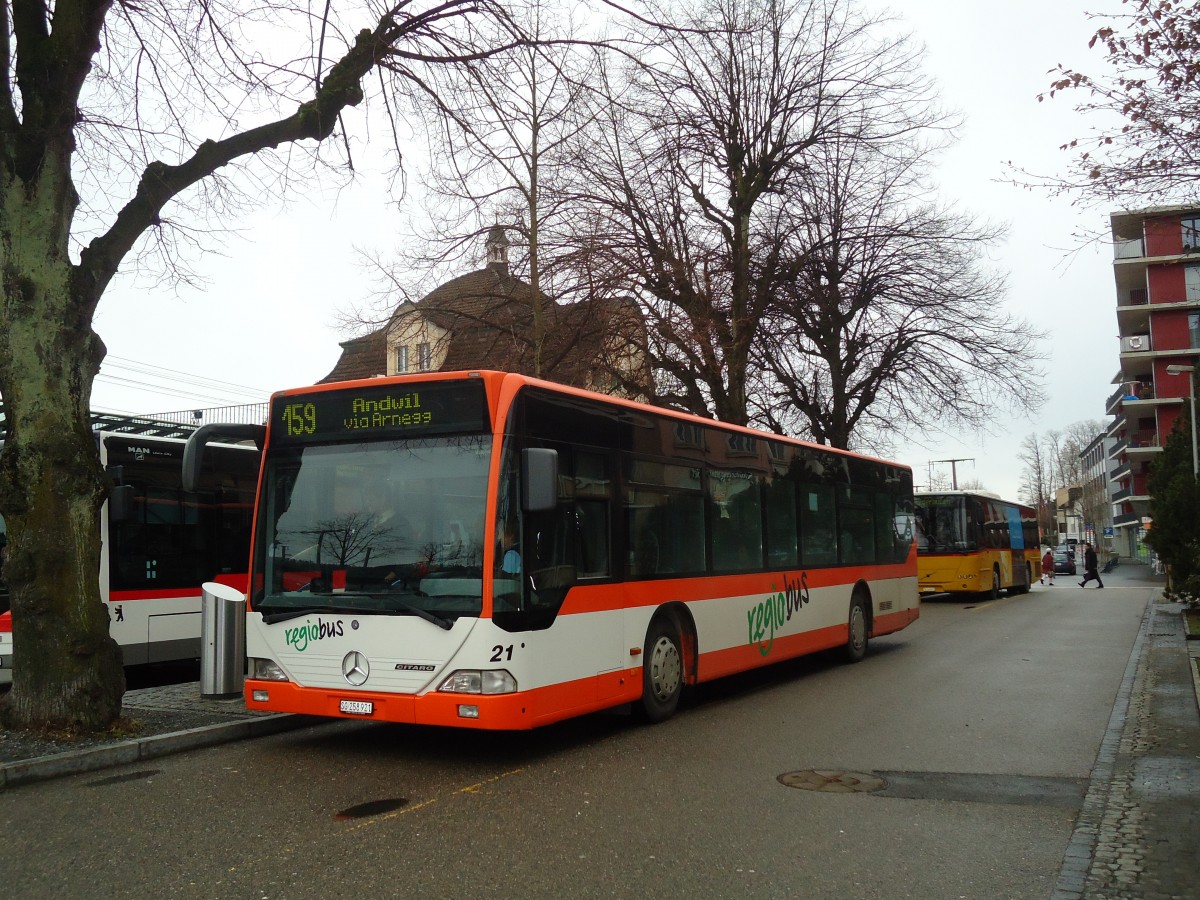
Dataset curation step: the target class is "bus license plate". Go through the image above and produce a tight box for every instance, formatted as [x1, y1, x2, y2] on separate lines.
[339, 699, 373, 715]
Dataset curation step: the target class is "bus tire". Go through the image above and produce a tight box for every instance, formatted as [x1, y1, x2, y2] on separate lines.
[637, 615, 683, 723]
[982, 566, 1000, 601]
[1010, 563, 1032, 596]
[845, 592, 869, 664]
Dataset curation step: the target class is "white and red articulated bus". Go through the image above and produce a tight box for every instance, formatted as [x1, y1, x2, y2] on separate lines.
[0, 430, 259, 684]
[186, 370, 919, 729]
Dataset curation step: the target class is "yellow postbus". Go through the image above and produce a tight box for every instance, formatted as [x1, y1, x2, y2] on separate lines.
[914, 491, 1041, 599]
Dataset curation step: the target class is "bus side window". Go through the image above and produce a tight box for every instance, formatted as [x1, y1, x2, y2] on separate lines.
[837, 486, 875, 566]
[800, 484, 836, 567]
[764, 475, 799, 569]
[709, 470, 764, 573]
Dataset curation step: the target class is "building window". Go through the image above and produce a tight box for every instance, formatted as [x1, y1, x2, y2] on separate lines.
[417, 343, 432, 371]
[395, 345, 409, 374]
[1184, 217, 1200, 253]
[1187, 265, 1200, 303]
[1190, 312, 1200, 349]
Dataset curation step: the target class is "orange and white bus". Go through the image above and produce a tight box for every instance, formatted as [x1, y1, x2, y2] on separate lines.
[913, 491, 1041, 599]
[188, 371, 919, 729]
[0, 430, 258, 683]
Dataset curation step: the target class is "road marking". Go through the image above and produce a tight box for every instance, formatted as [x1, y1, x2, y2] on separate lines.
[341, 768, 525, 832]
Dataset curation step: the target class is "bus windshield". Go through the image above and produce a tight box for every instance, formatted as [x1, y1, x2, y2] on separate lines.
[255, 435, 492, 622]
[914, 495, 971, 553]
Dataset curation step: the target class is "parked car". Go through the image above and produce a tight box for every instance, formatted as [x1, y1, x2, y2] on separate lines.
[1053, 550, 1077, 575]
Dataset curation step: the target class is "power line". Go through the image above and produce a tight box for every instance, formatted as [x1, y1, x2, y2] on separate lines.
[93, 373, 256, 407]
[102, 356, 269, 400]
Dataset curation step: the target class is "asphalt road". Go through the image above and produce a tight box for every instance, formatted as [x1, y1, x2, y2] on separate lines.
[0, 579, 1151, 899]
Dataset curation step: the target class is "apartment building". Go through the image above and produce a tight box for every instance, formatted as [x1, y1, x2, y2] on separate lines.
[1107, 206, 1200, 559]
[1080, 432, 1117, 552]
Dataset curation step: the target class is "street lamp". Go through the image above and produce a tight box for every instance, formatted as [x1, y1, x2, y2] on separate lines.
[1166, 363, 1198, 478]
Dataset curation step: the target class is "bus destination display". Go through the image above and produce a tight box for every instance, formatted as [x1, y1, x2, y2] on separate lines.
[272, 380, 488, 444]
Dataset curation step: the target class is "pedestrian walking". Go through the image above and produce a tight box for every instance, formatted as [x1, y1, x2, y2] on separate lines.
[1079, 542, 1104, 588]
[1041, 548, 1055, 585]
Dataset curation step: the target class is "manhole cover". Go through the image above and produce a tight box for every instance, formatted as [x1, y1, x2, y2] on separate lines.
[777, 769, 887, 793]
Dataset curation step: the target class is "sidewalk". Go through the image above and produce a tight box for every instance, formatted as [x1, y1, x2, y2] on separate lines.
[1054, 565, 1200, 899]
[0, 681, 315, 789]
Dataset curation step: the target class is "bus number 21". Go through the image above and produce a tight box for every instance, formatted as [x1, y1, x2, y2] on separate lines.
[491, 644, 514, 662]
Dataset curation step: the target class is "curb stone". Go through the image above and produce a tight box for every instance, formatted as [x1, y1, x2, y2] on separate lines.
[0, 713, 311, 790]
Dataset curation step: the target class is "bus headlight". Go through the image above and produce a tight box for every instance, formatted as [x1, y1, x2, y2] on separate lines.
[250, 658, 289, 681]
[437, 669, 517, 694]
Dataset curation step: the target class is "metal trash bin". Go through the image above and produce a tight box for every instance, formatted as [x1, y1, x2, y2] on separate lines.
[200, 581, 246, 699]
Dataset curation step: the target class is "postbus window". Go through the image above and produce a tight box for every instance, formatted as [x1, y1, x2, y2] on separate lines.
[709, 469, 763, 572]
[764, 474, 799, 568]
[800, 484, 836, 567]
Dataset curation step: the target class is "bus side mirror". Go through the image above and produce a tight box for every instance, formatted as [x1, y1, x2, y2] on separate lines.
[183, 423, 266, 493]
[109, 485, 135, 523]
[521, 448, 559, 513]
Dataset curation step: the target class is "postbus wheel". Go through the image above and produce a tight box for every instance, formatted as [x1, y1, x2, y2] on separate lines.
[844, 591, 869, 664]
[1010, 563, 1032, 596]
[636, 615, 683, 723]
[982, 566, 1001, 601]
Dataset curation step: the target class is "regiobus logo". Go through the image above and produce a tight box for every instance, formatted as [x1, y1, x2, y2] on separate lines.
[285, 619, 345, 652]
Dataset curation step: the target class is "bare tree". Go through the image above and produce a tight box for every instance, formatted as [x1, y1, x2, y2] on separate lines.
[1020, 433, 1058, 544]
[391, 0, 605, 375]
[1020, 420, 1105, 546]
[0, 0, 519, 733]
[1026, 0, 1200, 205]
[749, 132, 1043, 451]
[570, 0, 940, 425]
[1056, 420, 1105, 490]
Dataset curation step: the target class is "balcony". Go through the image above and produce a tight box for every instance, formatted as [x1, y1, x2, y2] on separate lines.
[1106, 383, 1145, 413]
[1126, 431, 1162, 460]
[1121, 334, 1151, 353]
[1114, 238, 1145, 260]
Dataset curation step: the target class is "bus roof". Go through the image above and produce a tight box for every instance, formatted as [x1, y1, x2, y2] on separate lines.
[275, 369, 913, 474]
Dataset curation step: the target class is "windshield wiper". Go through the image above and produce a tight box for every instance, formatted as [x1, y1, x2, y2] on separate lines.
[369, 596, 454, 631]
[260, 601, 454, 631]
[261, 605, 357, 625]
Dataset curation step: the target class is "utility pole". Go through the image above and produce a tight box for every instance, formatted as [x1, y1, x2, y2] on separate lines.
[931, 458, 974, 490]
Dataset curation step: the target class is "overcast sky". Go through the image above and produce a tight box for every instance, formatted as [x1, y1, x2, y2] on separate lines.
[89, 0, 1126, 503]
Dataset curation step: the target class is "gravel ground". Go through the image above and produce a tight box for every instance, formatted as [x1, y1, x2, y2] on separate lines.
[0, 706, 236, 764]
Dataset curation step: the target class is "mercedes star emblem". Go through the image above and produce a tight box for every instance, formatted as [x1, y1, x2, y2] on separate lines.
[342, 650, 370, 686]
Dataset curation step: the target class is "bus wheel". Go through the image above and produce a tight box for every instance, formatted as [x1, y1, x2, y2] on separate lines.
[982, 567, 1000, 601]
[1010, 563, 1032, 596]
[637, 616, 683, 723]
[845, 593, 869, 664]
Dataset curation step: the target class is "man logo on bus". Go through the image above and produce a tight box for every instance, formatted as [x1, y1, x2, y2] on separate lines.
[747, 573, 811, 656]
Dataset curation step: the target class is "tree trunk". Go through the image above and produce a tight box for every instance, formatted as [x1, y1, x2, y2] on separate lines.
[0, 155, 126, 732]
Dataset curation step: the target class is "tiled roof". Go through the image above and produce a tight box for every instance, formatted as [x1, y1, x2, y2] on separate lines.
[320, 262, 648, 392]
[319, 330, 388, 384]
